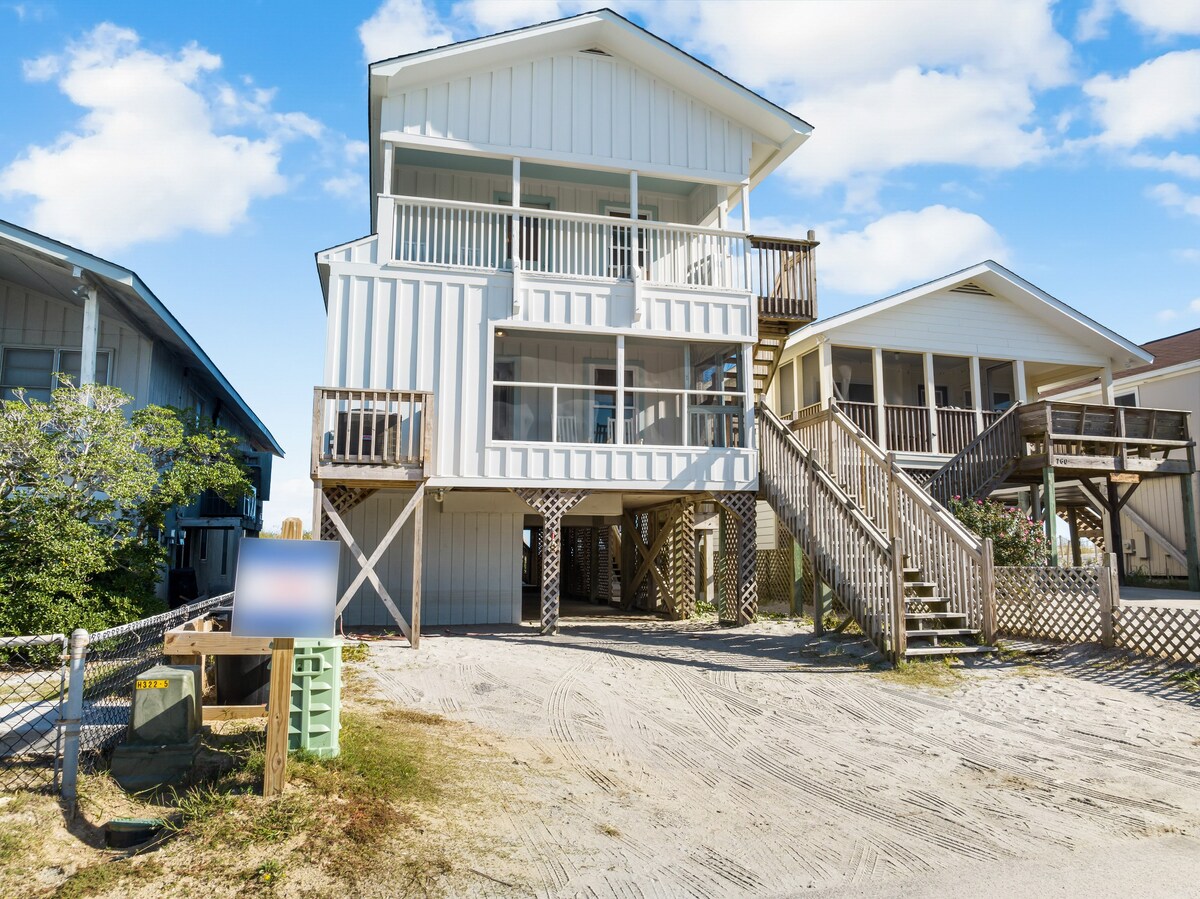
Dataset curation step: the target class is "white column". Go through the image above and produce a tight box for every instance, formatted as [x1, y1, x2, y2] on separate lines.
[511, 157, 522, 314]
[1099, 365, 1114, 404]
[872, 347, 887, 451]
[80, 284, 99, 388]
[969, 355, 984, 432]
[629, 170, 640, 277]
[740, 182, 752, 294]
[743, 342, 756, 451]
[378, 141, 395, 261]
[616, 335, 626, 446]
[923, 352, 939, 453]
[1014, 359, 1028, 404]
[382, 141, 394, 195]
[818, 339, 833, 406]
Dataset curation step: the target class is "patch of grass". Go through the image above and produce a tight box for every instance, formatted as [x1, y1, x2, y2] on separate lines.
[696, 600, 717, 615]
[0, 823, 28, 866]
[341, 642, 370, 663]
[877, 658, 963, 689]
[1167, 668, 1200, 692]
[54, 859, 163, 899]
[598, 823, 621, 838]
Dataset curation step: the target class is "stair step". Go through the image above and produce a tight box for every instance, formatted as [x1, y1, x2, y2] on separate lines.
[905, 611, 967, 623]
[904, 645, 996, 658]
[905, 628, 981, 638]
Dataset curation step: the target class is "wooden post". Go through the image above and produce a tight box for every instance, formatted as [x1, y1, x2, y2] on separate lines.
[1042, 466, 1058, 566]
[1067, 508, 1083, 566]
[1181, 464, 1200, 592]
[80, 284, 99, 390]
[1099, 365, 1114, 405]
[791, 536, 804, 617]
[263, 637, 295, 798]
[1014, 359, 1028, 405]
[1107, 478, 1126, 585]
[410, 489, 424, 649]
[1097, 552, 1117, 648]
[981, 537, 996, 644]
[281, 517, 303, 540]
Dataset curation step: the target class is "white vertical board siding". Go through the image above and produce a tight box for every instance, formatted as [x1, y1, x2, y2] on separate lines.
[755, 500, 777, 551]
[0, 276, 153, 403]
[337, 492, 523, 627]
[322, 260, 756, 487]
[381, 52, 756, 182]
[825, 290, 1111, 367]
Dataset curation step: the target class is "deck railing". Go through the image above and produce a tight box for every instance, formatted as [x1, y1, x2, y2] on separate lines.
[936, 408, 978, 455]
[387, 195, 816, 300]
[312, 387, 433, 472]
[928, 403, 1024, 505]
[749, 234, 818, 322]
[885, 404, 931, 453]
[837, 400, 876, 443]
[1020, 401, 1192, 459]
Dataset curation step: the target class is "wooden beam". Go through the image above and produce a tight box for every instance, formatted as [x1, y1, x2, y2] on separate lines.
[1107, 478, 1126, 584]
[1112, 481, 1139, 512]
[1180, 465, 1199, 591]
[164, 632, 275, 656]
[336, 483, 424, 611]
[262, 637, 294, 798]
[1043, 466, 1057, 566]
[1068, 508, 1082, 567]
[203, 704, 267, 722]
[322, 489, 414, 643]
[411, 484, 424, 650]
[623, 509, 678, 608]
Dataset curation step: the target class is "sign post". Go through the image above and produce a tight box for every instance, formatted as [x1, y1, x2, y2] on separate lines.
[231, 539, 339, 797]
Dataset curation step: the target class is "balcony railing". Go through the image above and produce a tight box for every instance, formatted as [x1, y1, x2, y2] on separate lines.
[809, 401, 1005, 455]
[312, 387, 433, 480]
[749, 234, 818, 322]
[184, 487, 259, 528]
[386, 195, 814, 305]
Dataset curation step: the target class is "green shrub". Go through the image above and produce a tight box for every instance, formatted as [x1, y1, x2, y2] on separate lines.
[0, 382, 250, 635]
[948, 497, 1049, 566]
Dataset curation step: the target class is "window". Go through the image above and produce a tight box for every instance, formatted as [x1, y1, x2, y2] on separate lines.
[1114, 392, 1137, 407]
[800, 350, 820, 407]
[779, 361, 796, 414]
[491, 329, 746, 447]
[1, 346, 111, 401]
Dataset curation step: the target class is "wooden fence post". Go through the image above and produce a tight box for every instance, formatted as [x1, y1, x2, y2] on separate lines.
[981, 537, 996, 644]
[1097, 552, 1117, 648]
[263, 637, 295, 798]
[890, 537, 907, 664]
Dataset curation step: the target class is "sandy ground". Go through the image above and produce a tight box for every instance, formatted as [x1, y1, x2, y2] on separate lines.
[359, 613, 1200, 899]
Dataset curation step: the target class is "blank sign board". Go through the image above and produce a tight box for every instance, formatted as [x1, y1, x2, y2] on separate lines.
[231, 539, 340, 639]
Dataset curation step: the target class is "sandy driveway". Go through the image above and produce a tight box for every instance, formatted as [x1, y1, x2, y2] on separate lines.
[362, 615, 1200, 898]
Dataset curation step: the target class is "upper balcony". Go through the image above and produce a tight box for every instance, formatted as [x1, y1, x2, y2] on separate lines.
[373, 150, 816, 325]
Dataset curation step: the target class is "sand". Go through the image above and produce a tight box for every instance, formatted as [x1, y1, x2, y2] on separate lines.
[360, 614, 1200, 898]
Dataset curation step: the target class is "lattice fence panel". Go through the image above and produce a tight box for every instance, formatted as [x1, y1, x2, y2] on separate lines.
[513, 489, 588, 633]
[634, 512, 653, 611]
[1114, 605, 1200, 664]
[714, 491, 758, 625]
[672, 501, 696, 619]
[319, 486, 377, 541]
[995, 566, 1103, 643]
[596, 528, 612, 603]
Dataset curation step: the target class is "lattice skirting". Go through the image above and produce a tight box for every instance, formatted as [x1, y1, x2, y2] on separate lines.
[995, 566, 1103, 644]
[714, 491, 758, 625]
[513, 488, 589, 634]
[1114, 605, 1200, 664]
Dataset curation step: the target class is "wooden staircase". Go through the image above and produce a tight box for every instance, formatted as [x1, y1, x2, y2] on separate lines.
[927, 403, 1024, 505]
[752, 321, 792, 400]
[901, 562, 993, 658]
[758, 405, 997, 663]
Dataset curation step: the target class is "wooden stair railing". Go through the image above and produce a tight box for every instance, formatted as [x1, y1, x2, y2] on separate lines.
[758, 405, 902, 660]
[927, 402, 1024, 507]
[813, 403, 996, 640]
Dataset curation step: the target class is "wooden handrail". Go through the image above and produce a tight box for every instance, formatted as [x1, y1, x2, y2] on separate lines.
[312, 387, 434, 471]
[927, 402, 1024, 506]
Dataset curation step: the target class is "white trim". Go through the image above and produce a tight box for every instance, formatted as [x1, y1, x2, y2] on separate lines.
[782, 260, 1151, 367]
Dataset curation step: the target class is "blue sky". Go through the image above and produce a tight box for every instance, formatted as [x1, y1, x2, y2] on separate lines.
[1, 0, 1198, 529]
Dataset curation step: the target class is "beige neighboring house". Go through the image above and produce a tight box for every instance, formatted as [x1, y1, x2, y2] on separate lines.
[1049, 328, 1200, 582]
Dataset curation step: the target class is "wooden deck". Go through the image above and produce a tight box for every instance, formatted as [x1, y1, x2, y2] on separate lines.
[311, 387, 432, 485]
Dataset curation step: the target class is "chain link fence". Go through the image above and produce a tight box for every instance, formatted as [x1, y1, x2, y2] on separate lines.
[80, 593, 231, 754]
[0, 634, 68, 793]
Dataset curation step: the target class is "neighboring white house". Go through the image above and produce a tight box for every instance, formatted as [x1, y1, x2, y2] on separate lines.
[0, 220, 284, 600]
[1048, 328, 1200, 581]
[770, 260, 1151, 470]
[312, 9, 817, 638]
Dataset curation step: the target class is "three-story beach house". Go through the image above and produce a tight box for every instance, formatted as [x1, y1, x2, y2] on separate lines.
[312, 10, 817, 641]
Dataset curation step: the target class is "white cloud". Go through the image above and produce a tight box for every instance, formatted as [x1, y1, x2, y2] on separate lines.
[1116, 0, 1200, 37]
[1076, 0, 1115, 41]
[626, 1, 1069, 201]
[1148, 182, 1200, 217]
[323, 174, 363, 199]
[0, 24, 304, 252]
[359, 0, 455, 64]
[1154, 298, 1200, 323]
[787, 67, 1048, 192]
[1085, 51, 1200, 147]
[818, 206, 1008, 296]
[1128, 151, 1200, 179]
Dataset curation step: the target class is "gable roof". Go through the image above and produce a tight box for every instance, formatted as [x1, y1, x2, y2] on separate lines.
[1117, 327, 1199, 378]
[785, 260, 1152, 370]
[0, 220, 284, 457]
[366, 8, 812, 206]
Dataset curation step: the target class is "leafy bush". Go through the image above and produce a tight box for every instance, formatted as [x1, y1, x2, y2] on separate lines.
[948, 497, 1049, 566]
[0, 382, 250, 635]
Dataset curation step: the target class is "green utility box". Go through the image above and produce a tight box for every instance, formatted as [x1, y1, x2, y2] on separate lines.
[110, 664, 201, 791]
[287, 638, 342, 758]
